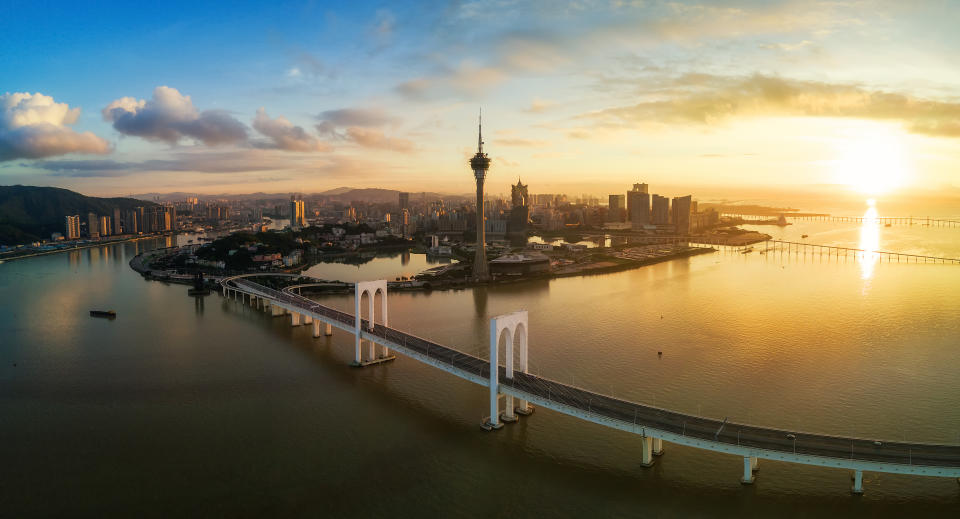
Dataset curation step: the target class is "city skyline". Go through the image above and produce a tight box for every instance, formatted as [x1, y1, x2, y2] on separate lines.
[3, 1, 960, 200]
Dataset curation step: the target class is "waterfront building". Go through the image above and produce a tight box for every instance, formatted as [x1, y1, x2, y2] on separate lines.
[64, 215, 80, 239]
[489, 252, 551, 275]
[652, 195, 670, 225]
[672, 195, 693, 235]
[113, 208, 122, 235]
[607, 194, 625, 222]
[87, 212, 99, 239]
[469, 112, 491, 281]
[99, 215, 111, 237]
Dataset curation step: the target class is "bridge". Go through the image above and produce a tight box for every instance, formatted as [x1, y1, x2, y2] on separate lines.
[221, 274, 960, 495]
[723, 213, 960, 228]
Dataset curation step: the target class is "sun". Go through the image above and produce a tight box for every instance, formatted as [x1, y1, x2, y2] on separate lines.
[832, 127, 913, 195]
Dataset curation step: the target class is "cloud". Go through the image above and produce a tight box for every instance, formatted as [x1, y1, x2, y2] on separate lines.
[34, 150, 294, 177]
[315, 107, 411, 152]
[102, 86, 247, 146]
[0, 92, 111, 161]
[395, 62, 506, 100]
[494, 138, 550, 147]
[526, 97, 556, 113]
[582, 73, 960, 137]
[344, 127, 413, 152]
[317, 108, 400, 128]
[760, 40, 814, 52]
[252, 108, 328, 152]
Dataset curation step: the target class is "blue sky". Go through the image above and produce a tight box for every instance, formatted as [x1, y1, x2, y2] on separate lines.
[2, 1, 959, 198]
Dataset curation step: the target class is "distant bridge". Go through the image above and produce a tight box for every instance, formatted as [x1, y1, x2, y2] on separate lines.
[221, 274, 960, 495]
[723, 214, 960, 228]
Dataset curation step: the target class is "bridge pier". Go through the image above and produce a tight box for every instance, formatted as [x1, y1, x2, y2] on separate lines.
[291, 312, 301, 326]
[303, 314, 312, 324]
[740, 456, 758, 484]
[325, 323, 333, 336]
[652, 437, 664, 456]
[312, 320, 321, 337]
[640, 436, 656, 467]
[851, 470, 864, 494]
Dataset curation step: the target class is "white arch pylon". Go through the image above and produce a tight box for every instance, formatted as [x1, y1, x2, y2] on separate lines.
[353, 280, 391, 366]
[484, 310, 532, 430]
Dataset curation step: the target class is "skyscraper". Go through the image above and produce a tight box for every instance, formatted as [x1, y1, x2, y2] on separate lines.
[627, 184, 650, 229]
[113, 207, 122, 235]
[398, 192, 410, 211]
[607, 194, 625, 222]
[651, 194, 670, 225]
[87, 212, 100, 239]
[289, 195, 306, 229]
[469, 111, 491, 281]
[672, 195, 692, 235]
[99, 215, 111, 237]
[509, 178, 529, 236]
[64, 215, 80, 239]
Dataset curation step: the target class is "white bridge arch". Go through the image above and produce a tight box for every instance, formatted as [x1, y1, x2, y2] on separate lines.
[354, 280, 392, 366]
[484, 310, 534, 430]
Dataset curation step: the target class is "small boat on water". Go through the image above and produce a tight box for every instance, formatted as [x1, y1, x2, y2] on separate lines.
[741, 247, 753, 254]
[89, 310, 116, 319]
[801, 234, 808, 238]
[884, 223, 892, 227]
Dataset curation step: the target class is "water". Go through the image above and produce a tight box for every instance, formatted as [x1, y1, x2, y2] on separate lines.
[1, 217, 959, 516]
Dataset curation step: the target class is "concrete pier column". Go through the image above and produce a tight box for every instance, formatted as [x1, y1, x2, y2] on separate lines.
[501, 394, 517, 422]
[851, 470, 864, 494]
[640, 436, 655, 467]
[740, 456, 755, 484]
[312, 320, 321, 338]
[303, 315, 313, 324]
[325, 323, 333, 336]
[652, 437, 664, 456]
[271, 304, 283, 317]
[354, 335, 362, 365]
[290, 312, 301, 326]
[750, 456, 758, 472]
[368, 339, 375, 360]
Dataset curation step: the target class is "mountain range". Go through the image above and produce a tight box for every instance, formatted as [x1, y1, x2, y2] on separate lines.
[0, 185, 154, 245]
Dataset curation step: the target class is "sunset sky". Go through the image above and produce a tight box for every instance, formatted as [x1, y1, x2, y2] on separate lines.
[2, 0, 959, 200]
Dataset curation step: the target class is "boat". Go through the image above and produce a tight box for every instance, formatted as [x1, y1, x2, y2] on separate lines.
[884, 223, 892, 227]
[741, 247, 753, 254]
[801, 234, 808, 238]
[89, 310, 116, 319]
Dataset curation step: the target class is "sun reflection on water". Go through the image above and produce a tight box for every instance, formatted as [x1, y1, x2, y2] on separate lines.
[859, 199, 880, 280]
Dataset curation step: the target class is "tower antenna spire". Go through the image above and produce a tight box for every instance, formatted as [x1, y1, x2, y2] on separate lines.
[478, 108, 484, 154]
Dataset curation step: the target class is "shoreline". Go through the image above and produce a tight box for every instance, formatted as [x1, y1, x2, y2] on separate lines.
[1, 234, 173, 263]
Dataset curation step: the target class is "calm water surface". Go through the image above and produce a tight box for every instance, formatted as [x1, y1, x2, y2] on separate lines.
[1, 215, 959, 517]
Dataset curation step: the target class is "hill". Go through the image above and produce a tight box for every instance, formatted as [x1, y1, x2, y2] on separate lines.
[0, 185, 155, 245]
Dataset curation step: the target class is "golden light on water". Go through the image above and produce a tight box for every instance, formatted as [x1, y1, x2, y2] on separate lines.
[859, 199, 880, 280]
[833, 128, 912, 195]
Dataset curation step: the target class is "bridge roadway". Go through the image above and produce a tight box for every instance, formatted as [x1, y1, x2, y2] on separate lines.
[225, 277, 960, 487]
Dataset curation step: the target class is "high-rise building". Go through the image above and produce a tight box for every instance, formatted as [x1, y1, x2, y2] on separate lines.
[398, 192, 410, 211]
[672, 195, 692, 235]
[509, 178, 529, 236]
[64, 215, 80, 239]
[113, 208, 122, 235]
[627, 186, 650, 229]
[469, 111, 491, 281]
[607, 194, 625, 222]
[289, 195, 306, 228]
[99, 215, 111, 237]
[651, 194, 670, 225]
[87, 212, 100, 239]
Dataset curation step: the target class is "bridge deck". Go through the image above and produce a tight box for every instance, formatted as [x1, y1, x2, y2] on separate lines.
[227, 278, 960, 474]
